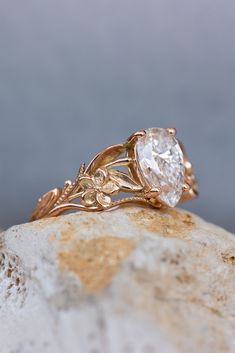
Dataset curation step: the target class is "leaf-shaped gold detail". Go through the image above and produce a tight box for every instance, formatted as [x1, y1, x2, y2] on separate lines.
[30, 188, 62, 221]
[79, 176, 94, 190]
[82, 190, 97, 206]
[109, 170, 143, 192]
[96, 192, 112, 207]
[86, 144, 125, 174]
[93, 168, 108, 187]
[101, 181, 119, 195]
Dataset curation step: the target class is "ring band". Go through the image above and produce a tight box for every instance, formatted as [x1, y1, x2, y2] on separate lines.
[30, 127, 198, 221]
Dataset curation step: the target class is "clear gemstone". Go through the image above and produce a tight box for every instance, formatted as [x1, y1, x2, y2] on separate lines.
[135, 128, 185, 207]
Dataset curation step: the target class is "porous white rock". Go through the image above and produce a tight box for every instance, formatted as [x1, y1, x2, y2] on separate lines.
[0, 207, 235, 353]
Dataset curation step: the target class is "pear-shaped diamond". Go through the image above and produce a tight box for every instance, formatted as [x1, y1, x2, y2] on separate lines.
[135, 128, 185, 207]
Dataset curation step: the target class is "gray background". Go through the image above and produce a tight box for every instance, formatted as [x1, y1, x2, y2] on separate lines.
[0, 0, 234, 232]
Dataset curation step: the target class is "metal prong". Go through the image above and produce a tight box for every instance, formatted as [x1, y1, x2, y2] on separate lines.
[184, 160, 192, 173]
[145, 188, 161, 199]
[166, 128, 177, 136]
[182, 183, 190, 192]
[127, 130, 146, 144]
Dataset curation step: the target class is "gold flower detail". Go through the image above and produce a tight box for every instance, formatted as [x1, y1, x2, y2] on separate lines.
[80, 168, 119, 208]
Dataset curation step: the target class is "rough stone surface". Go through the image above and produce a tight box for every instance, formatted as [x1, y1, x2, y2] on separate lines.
[0, 207, 235, 353]
[136, 128, 184, 207]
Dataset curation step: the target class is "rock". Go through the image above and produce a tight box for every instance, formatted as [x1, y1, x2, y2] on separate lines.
[0, 207, 235, 353]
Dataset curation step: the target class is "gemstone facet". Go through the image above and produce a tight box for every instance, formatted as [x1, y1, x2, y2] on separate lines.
[135, 128, 185, 207]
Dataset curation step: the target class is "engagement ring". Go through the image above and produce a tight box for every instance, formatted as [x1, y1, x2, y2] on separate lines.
[30, 128, 198, 221]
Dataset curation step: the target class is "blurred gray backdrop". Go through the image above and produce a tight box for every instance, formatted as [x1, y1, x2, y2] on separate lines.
[0, 0, 234, 231]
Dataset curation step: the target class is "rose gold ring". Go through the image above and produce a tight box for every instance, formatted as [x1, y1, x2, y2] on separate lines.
[30, 127, 198, 221]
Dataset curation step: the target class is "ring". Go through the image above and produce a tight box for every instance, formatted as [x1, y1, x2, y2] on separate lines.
[30, 127, 198, 221]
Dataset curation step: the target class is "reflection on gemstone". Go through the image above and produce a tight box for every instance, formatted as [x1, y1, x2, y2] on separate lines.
[135, 128, 185, 207]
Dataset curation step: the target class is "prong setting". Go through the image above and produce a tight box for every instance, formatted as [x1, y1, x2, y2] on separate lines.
[145, 188, 161, 200]
[127, 130, 146, 144]
[166, 128, 177, 136]
[182, 183, 190, 192]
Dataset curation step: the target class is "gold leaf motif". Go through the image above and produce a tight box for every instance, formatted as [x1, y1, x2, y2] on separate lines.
[82, 190, 97, 206]
[96, 192, 112, 207]
[101, 181, 119, 195]
[86, 144, 125, 173]
[30, 188, 62, 221]
[79, 176, 93, 190]
[93, 169, 107, 186]
[109, 170, 143, 192]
